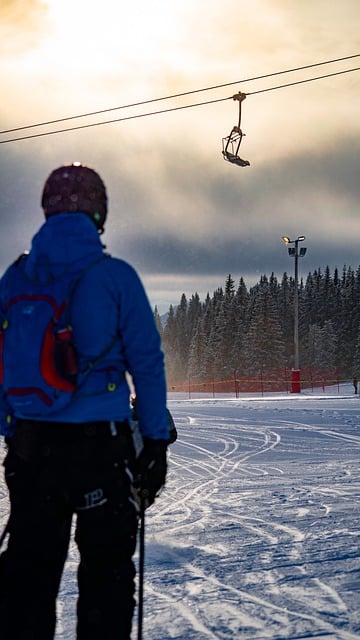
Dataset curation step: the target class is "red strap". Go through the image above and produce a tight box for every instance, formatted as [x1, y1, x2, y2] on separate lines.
[7, 387, 53, 407]
[41, 322, 76, 392]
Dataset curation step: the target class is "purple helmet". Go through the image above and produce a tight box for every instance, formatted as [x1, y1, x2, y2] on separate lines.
[41, 162, 108, 232]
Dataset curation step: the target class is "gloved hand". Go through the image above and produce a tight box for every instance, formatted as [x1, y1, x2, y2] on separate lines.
[167, 409, 178, 444]
[134, 437, 167, 508]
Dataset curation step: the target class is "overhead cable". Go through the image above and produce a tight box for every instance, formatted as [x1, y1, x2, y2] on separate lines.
[247, 65, 360, 95]
[0, 53, 358, 136]
[0, 64, 358, 144]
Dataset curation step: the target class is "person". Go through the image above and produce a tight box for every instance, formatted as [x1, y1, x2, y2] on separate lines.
[131, 395, 177, 445]
[0, 162, 169, 640]
[353, 376, 358, 394]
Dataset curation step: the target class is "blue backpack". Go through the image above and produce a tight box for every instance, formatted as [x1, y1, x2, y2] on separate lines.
[0, 254, 109, 418]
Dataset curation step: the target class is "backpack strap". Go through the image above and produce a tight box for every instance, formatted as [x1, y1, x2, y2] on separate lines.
[60, 254, 119, 382]
[67, 254, 111, 300]
[80, 334, 119, 378]
[66, 254, 120, 388]
[59, 254, 111, 327]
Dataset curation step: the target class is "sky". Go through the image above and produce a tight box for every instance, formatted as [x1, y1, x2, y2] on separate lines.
[0, 0, 359, 313]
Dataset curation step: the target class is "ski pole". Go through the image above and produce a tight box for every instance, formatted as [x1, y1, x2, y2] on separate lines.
[137, 497, 145, 640]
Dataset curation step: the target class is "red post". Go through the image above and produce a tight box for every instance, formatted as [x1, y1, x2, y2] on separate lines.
[291, 369, 301, 393]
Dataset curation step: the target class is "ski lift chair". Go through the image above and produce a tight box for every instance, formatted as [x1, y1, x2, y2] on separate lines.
[222, 92, 250, 167]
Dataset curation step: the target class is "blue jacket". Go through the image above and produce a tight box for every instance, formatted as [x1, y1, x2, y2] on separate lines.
[0, 213, 169, 440]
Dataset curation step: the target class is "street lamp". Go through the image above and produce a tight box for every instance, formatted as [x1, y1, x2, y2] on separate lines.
[282, 235, 307, 393]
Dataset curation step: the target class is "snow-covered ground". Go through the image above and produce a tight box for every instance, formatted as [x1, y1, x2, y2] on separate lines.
[1, 385, 359, 639]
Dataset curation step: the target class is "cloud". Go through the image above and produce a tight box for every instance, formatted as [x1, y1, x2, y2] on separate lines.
[0, 0, 359, 313]
[0, 0, 49, 55]
[101, 133, 360, 312]
[105, 132, 360, 240]
[273, 0, 360, 52]
[1, 130, 359, 295]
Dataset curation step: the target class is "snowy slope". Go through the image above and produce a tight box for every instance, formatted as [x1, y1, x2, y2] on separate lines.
[1, 386, 359, 639]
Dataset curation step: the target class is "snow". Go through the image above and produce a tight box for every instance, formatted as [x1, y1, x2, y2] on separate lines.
[1, 385, 359, 639]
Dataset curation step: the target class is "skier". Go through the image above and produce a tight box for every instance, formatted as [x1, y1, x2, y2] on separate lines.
[0, 163, 169, 640]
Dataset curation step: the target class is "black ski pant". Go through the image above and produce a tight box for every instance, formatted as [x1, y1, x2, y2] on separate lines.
[0, 419, 139, 640]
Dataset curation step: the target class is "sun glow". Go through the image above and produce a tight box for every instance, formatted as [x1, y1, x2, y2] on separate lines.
[43, 0, 185, 77]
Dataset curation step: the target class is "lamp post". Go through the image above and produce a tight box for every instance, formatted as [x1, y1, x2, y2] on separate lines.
[282, 235, 307, 393]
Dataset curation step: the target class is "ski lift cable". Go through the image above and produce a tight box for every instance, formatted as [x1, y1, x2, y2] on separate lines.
[0, 66, 358, 145]
[0, 53, 359, 136]
[246, 65, 360, 96]
[0, 97, 230, 144]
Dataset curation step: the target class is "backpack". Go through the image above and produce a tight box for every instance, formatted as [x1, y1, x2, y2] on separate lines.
[0, 254, 109, 418]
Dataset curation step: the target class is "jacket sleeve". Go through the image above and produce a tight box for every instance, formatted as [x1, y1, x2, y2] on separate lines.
[116, 261, 169, 441]
[0, 268, 15, 436]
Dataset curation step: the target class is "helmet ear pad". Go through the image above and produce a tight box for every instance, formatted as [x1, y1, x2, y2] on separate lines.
[41, 163, 107, 232]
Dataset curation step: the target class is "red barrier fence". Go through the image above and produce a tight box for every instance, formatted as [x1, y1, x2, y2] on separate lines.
[168, 368, 343, 397]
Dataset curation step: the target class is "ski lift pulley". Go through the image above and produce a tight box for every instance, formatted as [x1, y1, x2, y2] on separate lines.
[222, 92, 250, 167]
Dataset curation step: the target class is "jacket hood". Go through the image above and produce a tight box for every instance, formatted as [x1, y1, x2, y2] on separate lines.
[24, 213, 105, 282]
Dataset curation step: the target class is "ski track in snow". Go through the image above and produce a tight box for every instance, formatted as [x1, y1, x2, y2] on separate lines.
[0, 390, 359, 639]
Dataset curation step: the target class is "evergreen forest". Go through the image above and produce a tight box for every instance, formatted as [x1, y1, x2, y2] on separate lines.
[156, 265, 360, 387]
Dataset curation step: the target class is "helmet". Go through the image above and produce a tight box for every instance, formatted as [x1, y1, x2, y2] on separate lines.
[41, 162, 108, 232]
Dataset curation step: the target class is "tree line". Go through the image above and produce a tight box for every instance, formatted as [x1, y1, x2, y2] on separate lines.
[155, 265, 360, 384]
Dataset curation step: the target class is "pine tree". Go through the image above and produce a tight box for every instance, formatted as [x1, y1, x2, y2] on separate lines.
[202, 288, 224, 379]
[154, 306, 163, 341]
[242, 280, 285, 374]
[352, 330, 360, 377]
[174, 294, 189, 380]
[304, 321, 337, 370]
[227, 278, 249, 375]
[188, 323, 208, 381]
[162, 305, 179, 382]
[224, 274, 235, 298]
[278, 272, 293, 365]
[338, 266, 359, 374]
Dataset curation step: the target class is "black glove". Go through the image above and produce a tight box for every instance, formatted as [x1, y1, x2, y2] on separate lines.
[167, 410, 178, 444]
[134, 437, 167, 508]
